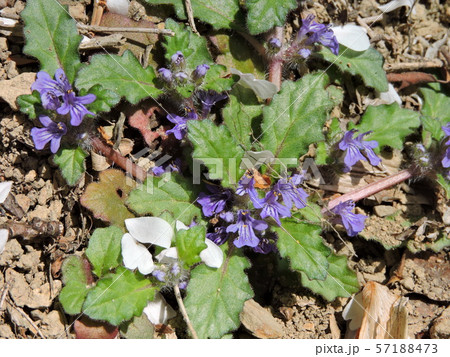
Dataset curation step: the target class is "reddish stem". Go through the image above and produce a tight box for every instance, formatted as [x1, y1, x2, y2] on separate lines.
[90, 136, 148, 182]
[323, 167, 416, 213]
[268, 26, 284, 90]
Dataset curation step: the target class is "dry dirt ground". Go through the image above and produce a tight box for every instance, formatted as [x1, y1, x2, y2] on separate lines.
[0, 0, 449, 339]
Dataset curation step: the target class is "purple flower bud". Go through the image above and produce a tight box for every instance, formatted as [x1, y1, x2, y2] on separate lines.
[298, 48, 312, 59]
[152, 269, 166, 282]
[192, 64, 210, 81]
[253, 237, 276, 254]
[197, 185, 232, 217]
[158, 67, 173, 82]
[196, 90, 228, 117]
[171, 51, 185, 69]
[174, 71, 188, 84]
[178, 281, 188, 290]
[331, 200, 366, 237]
[338, 129, 381, 172]
[207, 226, 229, 245]
[30, 115, 67, 153]
[226, 210, 268, 248]
[295, 14, 339, 56]
[268, 38, 282, 50]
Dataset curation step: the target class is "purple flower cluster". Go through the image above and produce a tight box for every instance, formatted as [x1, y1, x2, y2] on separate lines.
[442, 123, 450, 169]
[166, 108, 198, 140]
[339, 130, 381, 172]
[30, 69, 96, 153]
[330, 200, 367, 237]
[294, 14, 339, 58]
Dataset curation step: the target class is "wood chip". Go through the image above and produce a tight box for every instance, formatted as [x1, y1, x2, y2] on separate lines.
[240, 299, 283, 339]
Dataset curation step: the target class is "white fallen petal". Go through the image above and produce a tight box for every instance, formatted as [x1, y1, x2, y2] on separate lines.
[342, 292, 365, 331]
[175, 220, 189, 231]
[378, 0, 415, 13]
[143, 292, 176, 325]
[155, 247, 178, 264]
[331, 24, 370, 52]
[0, 229, 8, 254]
[200, 239, 224, 268]
[0, 181, 12, 204]
[121, 233, 155, 275]
[230, 68, 278, 100]
[106, 0, 130, 16]
[378, 83, 402, 105]
[125, 217, 173, 248]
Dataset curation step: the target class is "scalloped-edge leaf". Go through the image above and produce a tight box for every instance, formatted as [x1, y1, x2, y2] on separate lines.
[53, 147, 88, 186]
[75, 51, 162, 105]
[80, 169, 136, 228]
[260, 74, 334, 159]
[126, 173, 201, 225]
[420, 84, 450, 142]
[81, 85, 121, 114]
[201, 64, 236, 93]
[317, 46, 388, 92]
[274, 220, 330, 281]
[184, 246, 253, 338]
[17, 92, 41, 119]
[59, 281, 89, 315]
[300, 254, 359, 301]
[22, 0, 81, 82]
[245, 0, 297, 35]
[83, 267, 156, 326]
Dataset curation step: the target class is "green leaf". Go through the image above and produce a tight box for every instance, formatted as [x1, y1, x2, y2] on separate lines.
[222, 85, 263, 149]
[355, 104, 421, 151]
[22, 0, 81, 82]
[437, 174, 450, 199]
[61, 255, 89, 286]
[120, 313, 155, 339]
[146, 0, 242, 30]
[187, 120, 245, 188]
[53, 147, 88, 186]
[82, 85, 121, 114]
[83, 267, 156, 326]
[317, 46, 388, 92]
[184, 246, 253, 338]
[163, 19, 213, 72]
[17, 92, 41, 119]
[420, 85, 450, 141]
[126, 173, 201, 225]
[59, 281, 89, 315]
[80, 169, 136, 228]
[201, 64, 236, 93]
[86, 226, 123, 278]
[274, 220, 330, 280]
[245, 0, 297, 35]
[300, 254, 359, 301]
[260, 75, 334, 159]
[176, 225, 207, 267]
[75, 51, 162, 105]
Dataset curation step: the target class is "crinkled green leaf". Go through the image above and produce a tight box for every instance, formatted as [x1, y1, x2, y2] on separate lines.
[163, 19, 213, 72]
[187, 120, 245, 188]
[300, 254, 359, 301]
[260, 75, 334, 159]
[81, 85, 121, 114]
[176, 225, 207, 267]
[184, 246, 253, 338]
[17, 92, 41, 119]
[120, 313, 155, 339]
[222, 85, 263, 149]
[407, 230, 450, 253]
[201, 64, 236, 93]
[245, 0, 297, 35]
[146, 0, 241, 30]
[86, 226, 123, 278]
[437, 174, 450, 199]
[75, 51, 162, 104]
[355, 103, 421, 151]
[22, 0, 81, 82]
[81, 169, 136, 228]
[420, 85, 450, 142]
[53, 147, 88, 186]
[317, 46, 388, 92]
[59, 281, 89, 315]
[274, 220, 330, 280]
[83, 267, 156, 326]
[61, 255, 89, 286]
[127, 173, 201, 225]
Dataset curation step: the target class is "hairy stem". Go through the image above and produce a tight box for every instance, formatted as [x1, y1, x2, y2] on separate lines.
[268, 26, 284, 90]
[90, 136, 148, 182]
[174, 284, 198, 339]
[323, 167, 416, 213]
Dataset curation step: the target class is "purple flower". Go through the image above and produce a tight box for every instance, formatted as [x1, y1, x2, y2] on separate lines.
[158, 67, 173, 82]
[226, 210, 268, 248]
[338, 130, 381, 172]
[152, 165, 165, 176]
[171, 51, 185, 69]
[273, 176, 308, 210]
[268, 38, 281, 51]
[219, 211, 234, 222]
[236, 174, 263, 208]
[174, 71, 188, 84]
[30, 115, 67, 153]
[260, 190, 291, 226]
[196, 90, 228, 117]
[197, 185, 232, 217]
[206, 226, 229, 245]
[253, 237, 276, 254]
[166, 114, 189, 140]
[298, 48, 312, 59]
[442, 124, 450, 168]
[32, 69, 95, 126]
[152, 269, 166, 282]
[178, 281, 188, 290]
[331, 200, 366, 237]
[192, 64, 210, 81]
